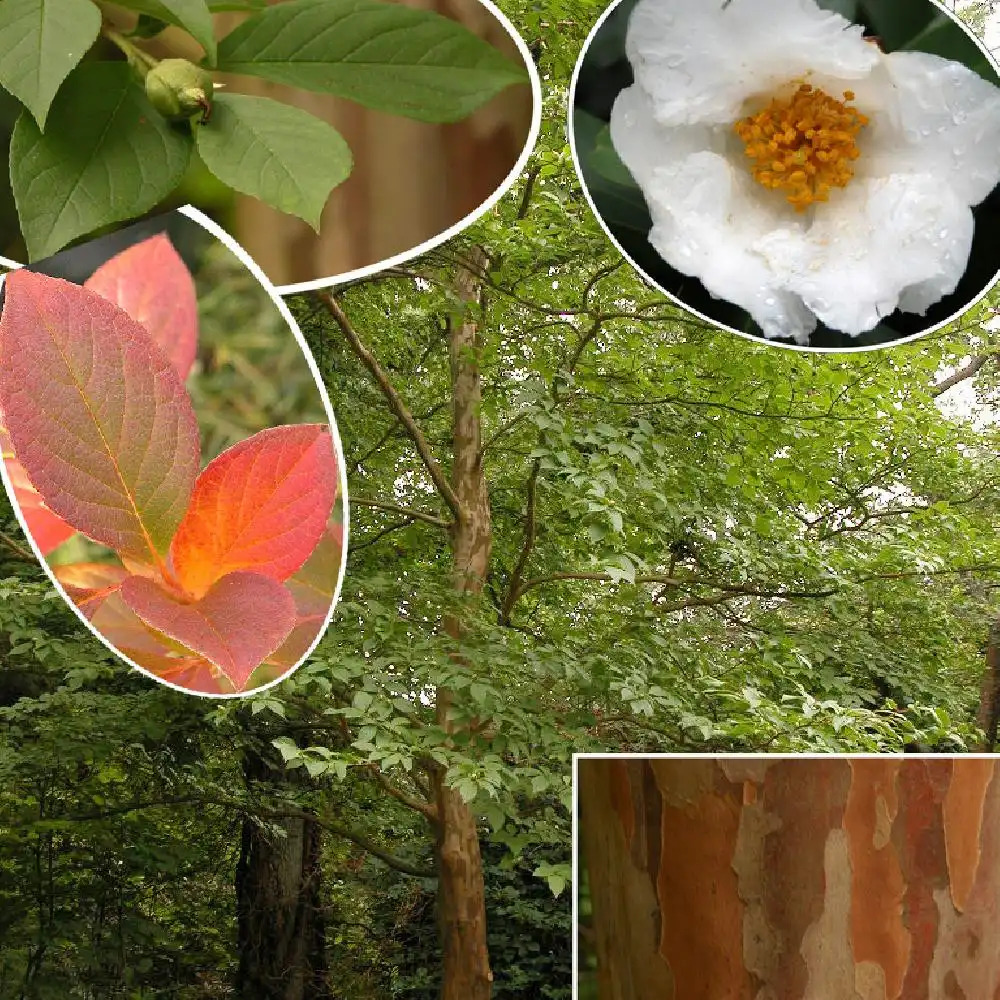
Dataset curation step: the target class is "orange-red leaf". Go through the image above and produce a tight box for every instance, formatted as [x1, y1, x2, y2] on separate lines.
[84, 234, 198, 381]
[285, 522, 343, 618]
[90, 590, 179, 656]
[133, 651, 230, 695]
[266, 618, 326, 670]
[170, 424, 337, 599]
[1, 424, 75, 553]
[0, 270, 200, 568]
[54, 562, 129, 617]
[120, 571, 296, 691]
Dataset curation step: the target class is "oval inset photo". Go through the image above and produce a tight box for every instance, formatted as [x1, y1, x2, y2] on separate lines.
[0, 0, 540, 292]
[0, 209, 347, 696]
[570, 0, 1000, 349]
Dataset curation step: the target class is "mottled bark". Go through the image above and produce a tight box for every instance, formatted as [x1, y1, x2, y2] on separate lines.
[435, 245, 494, 1000]
[236, 753, 330, 1000]
[580, 757, 1000, 1000]
[975, 615, 1000, 750]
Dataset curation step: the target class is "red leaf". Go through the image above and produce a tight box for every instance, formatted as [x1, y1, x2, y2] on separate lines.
[85, 234, 198, 381]
[120, 571, 296, 691]
[54, 562, 128, 617]
[170, 424, 338, 599]
[285, 522, 343, 618]
[132, 651, 230, 695]
[1, 424, 75, 554]
[90, 590, 178, 656]
[266, 617, 326, 670]
[0, 270, 201, 569]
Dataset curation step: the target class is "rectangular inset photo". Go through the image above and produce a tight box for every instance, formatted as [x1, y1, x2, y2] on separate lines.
[574, 754, 1000, 999]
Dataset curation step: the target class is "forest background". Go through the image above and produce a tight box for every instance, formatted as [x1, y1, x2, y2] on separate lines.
[2, 1, 1000, 998]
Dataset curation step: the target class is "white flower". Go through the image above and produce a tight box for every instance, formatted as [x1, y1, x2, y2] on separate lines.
[609, 0, 1000, 343]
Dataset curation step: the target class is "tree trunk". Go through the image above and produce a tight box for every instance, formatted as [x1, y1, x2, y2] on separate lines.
[434, 245, 494, 1000]
[580, 757, 1000, 999]
[975, 614, 1000, 750]
[236, 751, 331, 1000]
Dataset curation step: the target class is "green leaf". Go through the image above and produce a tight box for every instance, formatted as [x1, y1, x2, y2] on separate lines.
[195, 94, 351, 230]
[216, 0, 527, 123]
[272, 737, 300, 762]
[589, 123, 635, 188]
[112, 0, 217, 65]
[130, 14, 170, 38]
[0, 0, 101, 129]
[10, 62, 193, 260]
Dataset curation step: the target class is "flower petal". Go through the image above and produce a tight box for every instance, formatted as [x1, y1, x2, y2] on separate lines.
[859, 51, 1000, 206]
[626, 0, 877, 127]
[757, 174, 974, 334]
[612, 86, 816, 342]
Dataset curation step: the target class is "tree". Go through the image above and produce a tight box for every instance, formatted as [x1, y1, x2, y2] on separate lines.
[579, 756, 1000, 998]
[3, 3, 1000, 994]
[282, 172, 1000, 998]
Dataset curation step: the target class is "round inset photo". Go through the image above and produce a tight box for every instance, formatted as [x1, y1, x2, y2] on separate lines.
[570, 0, 1000, 349]
[0, 209, 347, 697]
[0, 0, 540, 292]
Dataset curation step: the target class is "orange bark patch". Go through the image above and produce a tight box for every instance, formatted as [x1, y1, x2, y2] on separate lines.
[609, 759, 635, 849]
[657, 770, 750, 1000]
[845, 759, 910, 999]
[943, 758, 995, 913]
[897, 761, 950, 1000]
[760, 759, 852, 998]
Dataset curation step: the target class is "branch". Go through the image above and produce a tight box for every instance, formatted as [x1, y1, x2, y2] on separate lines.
[349, 519, 417, 551]
[367, 766, 439, 824]
[564, 319, 604, 381]
[580, 261, 625, 308]
[316, 291, 462, 519]
[351, 498, 449, 528]
[516, 164, 540, 220]
[480, 410, 533, 456]
[11, 794, 436, 878]
[506, 563, 1000, 614]
[0, 529, 35, 561]
[931, 354, 995, 396]
[500, 461, 540, 622]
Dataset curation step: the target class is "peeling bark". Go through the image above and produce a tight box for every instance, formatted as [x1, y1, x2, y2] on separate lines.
[581, 758, 1000, 1000]
[435, 245, 494, 1000]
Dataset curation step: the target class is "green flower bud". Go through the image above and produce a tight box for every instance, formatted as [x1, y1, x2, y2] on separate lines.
[145, 59, 214, 122]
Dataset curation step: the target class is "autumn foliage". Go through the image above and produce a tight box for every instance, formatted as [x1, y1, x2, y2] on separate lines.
[0, 235, 341, 694]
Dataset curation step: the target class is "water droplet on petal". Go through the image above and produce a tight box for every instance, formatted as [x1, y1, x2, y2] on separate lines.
[938, 229, 949, 239]
[666, 55, 685, 69]
[764, 297, 776, 306]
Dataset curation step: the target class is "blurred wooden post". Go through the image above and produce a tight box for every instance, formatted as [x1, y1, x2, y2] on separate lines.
[214, 0, 533, 286]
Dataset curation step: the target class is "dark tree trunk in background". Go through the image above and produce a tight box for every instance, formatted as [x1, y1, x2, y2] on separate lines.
[976, 615, 1000, 750]
[580, 757, 1000, 1000]
[236, 751, 330, 1000]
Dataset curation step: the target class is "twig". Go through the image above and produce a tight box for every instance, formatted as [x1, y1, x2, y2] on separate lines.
[316, 292, 463, 519]
[351, 498, 449, 528]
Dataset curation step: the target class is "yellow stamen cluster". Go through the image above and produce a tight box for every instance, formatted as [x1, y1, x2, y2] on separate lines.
[733, 83, 869, 211]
